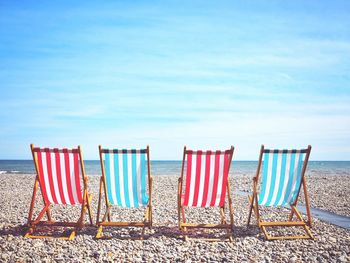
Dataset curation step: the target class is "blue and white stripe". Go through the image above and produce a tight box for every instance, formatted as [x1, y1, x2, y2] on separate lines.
[103, 150, 149, 208]
[258, 150, 305, 206]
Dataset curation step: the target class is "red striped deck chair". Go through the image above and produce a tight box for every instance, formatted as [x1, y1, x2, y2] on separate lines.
[178, 146, 235, 241]
[96, 145, 153, 239]
[26, 144, 93, 240]
[247, 145, 313, 240]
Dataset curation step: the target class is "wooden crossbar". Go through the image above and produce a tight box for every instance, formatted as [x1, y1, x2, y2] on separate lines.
[32, 148, 79, 153]
[261, 225, 312, 241]
[100, 149, 147, 154]
[25, 232, 76, 240]
[180, 223, 232, 229]
[185, 150, 232, 155]
[259, 221, 306, 227]
[263, 149, 309, 154]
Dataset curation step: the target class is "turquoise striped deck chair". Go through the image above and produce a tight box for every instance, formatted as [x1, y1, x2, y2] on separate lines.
[96, 146, 153, 239]
[247, 145, 313, 240]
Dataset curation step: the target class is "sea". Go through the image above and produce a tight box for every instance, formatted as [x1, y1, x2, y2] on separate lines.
[0, 160, 349, 177]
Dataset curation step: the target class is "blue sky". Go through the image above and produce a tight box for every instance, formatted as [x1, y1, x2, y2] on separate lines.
[0, 1, 349, 160]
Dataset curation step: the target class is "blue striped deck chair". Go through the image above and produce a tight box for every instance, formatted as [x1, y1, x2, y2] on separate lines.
[96, 146, 153, 239]
[247, 145, 313, 240]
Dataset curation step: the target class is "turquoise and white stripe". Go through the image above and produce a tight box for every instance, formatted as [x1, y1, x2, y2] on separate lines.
[103, 150, 149, 208]
[258, 150, 305, 206]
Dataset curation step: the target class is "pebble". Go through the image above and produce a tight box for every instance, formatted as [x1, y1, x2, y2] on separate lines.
[338, 255, 349, 262]
[328, 237, 337, 243]
[0, 173, 349, 262]
[288, 256, 297, 263]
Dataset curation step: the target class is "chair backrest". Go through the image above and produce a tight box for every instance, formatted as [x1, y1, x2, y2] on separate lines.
[31, 147, 84, 205]
[258, 147, 311, 206]
[100, 148, 150, 208]
[181, 148, 234, 207]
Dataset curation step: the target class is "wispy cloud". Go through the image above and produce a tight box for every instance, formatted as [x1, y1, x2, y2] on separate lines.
[0, 1, 349, 159]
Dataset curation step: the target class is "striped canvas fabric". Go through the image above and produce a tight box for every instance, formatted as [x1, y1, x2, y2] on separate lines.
[258, 149, 306, 206]
[102, 149, 149, 208]
[33, 148, 83, 205]
[182, 150, 232, 207]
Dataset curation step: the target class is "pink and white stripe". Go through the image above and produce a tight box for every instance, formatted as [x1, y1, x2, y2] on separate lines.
[182, 150, 232, 207]
[33, 148, 83, 205]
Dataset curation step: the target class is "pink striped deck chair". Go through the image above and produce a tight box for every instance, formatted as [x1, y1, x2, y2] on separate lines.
[178, 146, 235, 241]
[25, 144, 93, 240]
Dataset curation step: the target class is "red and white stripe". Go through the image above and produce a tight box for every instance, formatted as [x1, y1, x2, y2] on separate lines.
[33, 148, 83, 205]
[182, 150, 231, 207]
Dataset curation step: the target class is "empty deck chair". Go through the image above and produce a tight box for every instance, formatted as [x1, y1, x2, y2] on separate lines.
[96, 146, 153, 239]
[26, 144, 93, 240]
[247, 145, 313, 240]
[178, 146, 235, 241]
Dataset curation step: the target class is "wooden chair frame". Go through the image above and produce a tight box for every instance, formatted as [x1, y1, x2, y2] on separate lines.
[25, 144, 93, 240]
[247, 145, 313, 240]
[178, 146, 235, 242]
[96, 145, 153, 240]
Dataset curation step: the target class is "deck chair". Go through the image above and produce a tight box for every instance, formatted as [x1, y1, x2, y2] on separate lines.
[178, 146, 235, 241]
[247, 145, 313, 240]
[26, 144, 93, 240]
[96, 145, 153, 239]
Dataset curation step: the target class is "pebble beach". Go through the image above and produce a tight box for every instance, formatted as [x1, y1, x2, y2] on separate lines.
[0, 173, 349, 262]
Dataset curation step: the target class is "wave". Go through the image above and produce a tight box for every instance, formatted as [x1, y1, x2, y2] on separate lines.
[0, 170, 21, 174]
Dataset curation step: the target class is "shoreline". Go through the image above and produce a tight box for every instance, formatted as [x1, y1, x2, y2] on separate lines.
[0, 173, 349, 261]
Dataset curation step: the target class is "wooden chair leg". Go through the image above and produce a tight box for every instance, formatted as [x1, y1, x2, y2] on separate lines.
[96, 226, 103, 239]
[180, 206, 188, 241]
[149, 205, 153, 228]
[183, 228, 188, 241]
[247, 196, 254, 225]
[143, 206, 150, 237]
[220, 207, 233, 242]
[96, 179, 103, 225]
[303, 225, 314, 239]
[177, 204, 181, 229]
[107, 211, 111, 222]
[77, 191, 90, 229]
[302, 179, 313, 227]
[261, 226, 271, 240]
[86, 194, 93, 225]
[181, 206, 186, 223]
[68, 230, 76, 240]
[102, 206, 111, 222]
[220, 207, 226, 224]
[228, 202, 235, 242]
[28, 179, 39, 224]
[140, 225, 146, 240]
[147, 205, 152, 229]
[46, 206, 53, 222]
[228, 202, 234, 229]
